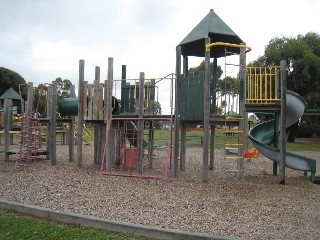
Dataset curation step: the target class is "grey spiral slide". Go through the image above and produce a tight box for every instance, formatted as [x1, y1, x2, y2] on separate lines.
[248, 91, 317, 179]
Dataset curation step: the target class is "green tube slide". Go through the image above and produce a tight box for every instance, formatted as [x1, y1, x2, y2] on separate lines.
[248, 90, 317, 180]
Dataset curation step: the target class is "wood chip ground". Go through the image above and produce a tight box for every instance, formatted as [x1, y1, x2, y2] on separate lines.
[1, 145, 319, 239]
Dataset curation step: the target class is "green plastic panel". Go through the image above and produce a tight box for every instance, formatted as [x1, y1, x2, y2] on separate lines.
[179, 72, 204, 121]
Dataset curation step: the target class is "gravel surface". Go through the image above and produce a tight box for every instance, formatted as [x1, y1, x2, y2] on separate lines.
[1, 145, 319, 239]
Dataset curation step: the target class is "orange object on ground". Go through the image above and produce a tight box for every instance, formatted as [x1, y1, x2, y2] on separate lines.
[244, 148, 260, 158]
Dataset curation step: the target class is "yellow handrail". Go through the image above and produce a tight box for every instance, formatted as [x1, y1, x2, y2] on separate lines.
[205, 42, 252, 53]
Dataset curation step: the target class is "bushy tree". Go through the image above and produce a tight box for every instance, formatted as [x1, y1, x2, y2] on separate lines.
[0, 67, 26, 97]
[33, 84, 49, 116]
[188, 60, 223, 78]
[55, 77, 72, 98]
[249, 32, 320, 141]
[153, 101, 162, 129]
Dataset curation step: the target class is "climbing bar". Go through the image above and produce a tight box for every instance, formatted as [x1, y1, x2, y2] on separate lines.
[205, 42, 252, 53]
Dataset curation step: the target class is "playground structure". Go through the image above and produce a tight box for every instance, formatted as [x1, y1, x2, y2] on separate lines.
[1, 82, 75, 165]
[75, 61, 174, 180]
[1, 9, 317, 183]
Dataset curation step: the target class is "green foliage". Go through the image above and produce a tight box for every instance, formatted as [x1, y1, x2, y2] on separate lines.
[217, 76, 238, 95]
[56, 77, 72, 98]
[188, 60, 223, 78]
[153, 101, 162, 129]
[0, 67, 27, 98]
[153, 101, 162, 115]
[33, 83, 49, 116]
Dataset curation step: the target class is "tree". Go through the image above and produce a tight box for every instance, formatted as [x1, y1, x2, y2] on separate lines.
[188, 60, 223, 78]
[0, 67, 26, 97]
[33, 84, 49, 116]
[153, 101, 162, 115]
[55, 77, 72, 98]
[153, 101, 162, 129]
[216, 76, 238, 114]
[249, 32, 320, 141]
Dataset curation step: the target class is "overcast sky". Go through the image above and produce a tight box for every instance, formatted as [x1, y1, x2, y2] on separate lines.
[1, 0, 319, 113]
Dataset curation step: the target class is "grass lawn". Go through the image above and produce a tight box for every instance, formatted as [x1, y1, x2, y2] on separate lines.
[0, 210, 148, 240]
[148, 129, 320, 152]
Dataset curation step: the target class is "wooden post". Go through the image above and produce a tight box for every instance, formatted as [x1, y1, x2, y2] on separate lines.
[180, 55, 188, 172]
[4, 99, 11, 162]
[279, 60, 287, 185]
[69, 85, 75, 162]
[148, 120, 154, 169]
[209, 125, 215, 170]
[237, 45, 246, 179]
[211, 58, 218, 114]
[46, 85, 52, 160]
[93, 66, 101, 165]
[87, 84, 93, 120]
[77, 59, 85, 167]
[50, 81, 57, 165]
[147, 79, 155, 168]
[209, 58, 218, 170]
[180, 123, 186, 171]
[138, 72, 145, 174]
[273, 112, 279, 175]
[26, 82, 33, 159]
[202, 37, 211, 182]
[120, 65, 126, 114]
[173, 46, 181, 177]
[105, 57, 113, 172]
[47, 81, 57, 165]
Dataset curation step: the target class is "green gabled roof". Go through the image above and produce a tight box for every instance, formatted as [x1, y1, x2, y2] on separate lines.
[179, 9, 244, 58]
[0, 88, 21, 100]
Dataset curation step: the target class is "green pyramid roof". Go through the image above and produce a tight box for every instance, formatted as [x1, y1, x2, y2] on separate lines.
[179, 9, 244, 58]
[0, 88, 22, 100]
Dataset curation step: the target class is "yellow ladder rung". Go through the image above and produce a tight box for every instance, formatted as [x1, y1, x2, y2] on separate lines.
[225, 169, 244, 172]
[225, 156, 244, 159]
[225, 143, 243, 146]
[225, 117, 244, 120]
[225, 130, 244, 133]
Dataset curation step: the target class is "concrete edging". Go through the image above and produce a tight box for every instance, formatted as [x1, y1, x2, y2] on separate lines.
[0, 199, 240, 240]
